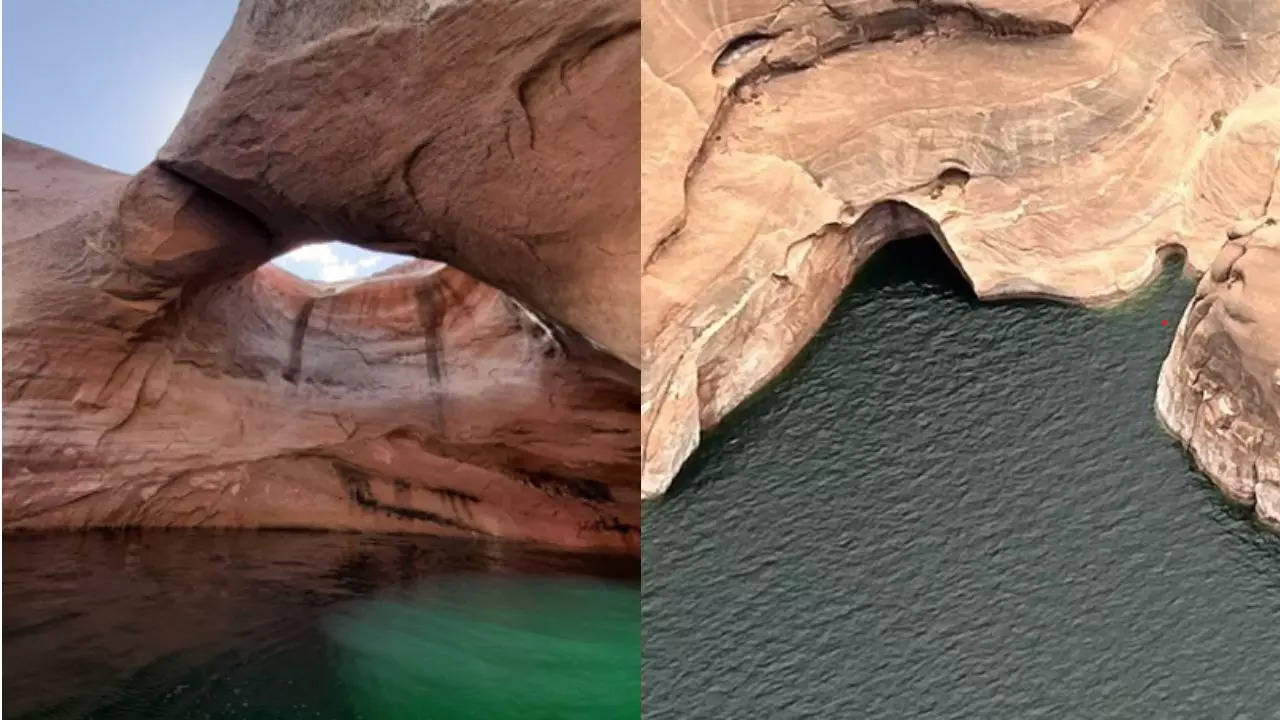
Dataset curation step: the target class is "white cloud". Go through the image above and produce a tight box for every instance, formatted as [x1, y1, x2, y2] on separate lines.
[278, 243, 340, 265]
[273, 241, 406, 282]
[318, 262, 360, 282]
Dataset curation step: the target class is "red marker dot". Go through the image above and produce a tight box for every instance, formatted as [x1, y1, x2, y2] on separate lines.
[1161, 319, 1169, 327]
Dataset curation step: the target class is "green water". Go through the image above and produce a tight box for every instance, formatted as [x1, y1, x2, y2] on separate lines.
[3, 531, 638, 719]
[328, 578, 637, 718]
[642, 238, 1280, 718]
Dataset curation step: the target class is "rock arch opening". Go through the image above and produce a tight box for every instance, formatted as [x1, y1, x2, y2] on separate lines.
[846, 200, 976, 296]
[156, 230, 640, 551]
[272, 241, 419, 284]
[849, 234, 977, 302]
[232, 246, 639, 549]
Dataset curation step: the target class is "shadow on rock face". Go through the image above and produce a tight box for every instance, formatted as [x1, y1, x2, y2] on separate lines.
[848, 235, 979, 302]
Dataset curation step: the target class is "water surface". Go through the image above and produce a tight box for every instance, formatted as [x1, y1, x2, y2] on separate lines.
[642, 239, 1280, 718]
[4, 531, 638, 719]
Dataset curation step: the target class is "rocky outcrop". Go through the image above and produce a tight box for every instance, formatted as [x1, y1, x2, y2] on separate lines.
[641, 0, 1280, 495]
[1157, 219, 1280, 531]
[3, 137, 638, 552]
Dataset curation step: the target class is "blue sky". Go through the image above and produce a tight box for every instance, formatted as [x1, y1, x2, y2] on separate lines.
[3, 0, 405, 281]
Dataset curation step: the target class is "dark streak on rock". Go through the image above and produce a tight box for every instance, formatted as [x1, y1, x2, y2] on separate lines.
[413, 282, 448, 386]
[519, 471, 614, 503]
[412, 279, 451, 431]
[580, 515, 638, 537]
[427, 485, 482, 504]
[282, 298, 315, 383]
[401, 132, 437, 222]
[516, 77, 538, 150]
[332, 460, 487, 534]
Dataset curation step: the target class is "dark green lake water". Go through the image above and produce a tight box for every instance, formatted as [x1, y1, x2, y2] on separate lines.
[3, 531, 638, 719]
[642, 238, 1280, 718]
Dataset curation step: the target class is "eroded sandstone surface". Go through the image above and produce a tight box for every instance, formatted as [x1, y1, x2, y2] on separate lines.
[641, 0, 1280, 495]
[3, 138, 638, 551]
[1158, 219, 1280, 531]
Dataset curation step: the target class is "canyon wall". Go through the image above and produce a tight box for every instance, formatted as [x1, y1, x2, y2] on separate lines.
[641, 0, 1280, 496]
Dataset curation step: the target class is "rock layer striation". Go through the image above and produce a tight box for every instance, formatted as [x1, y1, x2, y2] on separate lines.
[641, 0, 1280, 495]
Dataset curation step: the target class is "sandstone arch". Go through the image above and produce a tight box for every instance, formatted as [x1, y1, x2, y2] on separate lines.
[3, 136, 639, 552]
[3, 0, 642, 552]
[641, 197, 981, 497]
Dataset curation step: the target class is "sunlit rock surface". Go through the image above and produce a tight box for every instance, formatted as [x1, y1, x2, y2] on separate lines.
[3, 137, 638, 553]
[641, 0, 1280, 495]
[1158, 220, 1280, 532]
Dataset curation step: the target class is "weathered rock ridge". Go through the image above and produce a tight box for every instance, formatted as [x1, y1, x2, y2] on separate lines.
[641, 0, 1280, 496]
[1158, 219, 1280, 531]
[3, 137, 638, 552]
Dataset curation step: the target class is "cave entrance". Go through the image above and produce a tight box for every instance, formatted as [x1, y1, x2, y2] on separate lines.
[850, 234, 978, 302]
[272, 240, 419, 283]
[844, 199, 977, 303]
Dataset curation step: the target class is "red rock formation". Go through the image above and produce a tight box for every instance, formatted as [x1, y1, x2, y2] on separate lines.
[3, 137, 638, 553]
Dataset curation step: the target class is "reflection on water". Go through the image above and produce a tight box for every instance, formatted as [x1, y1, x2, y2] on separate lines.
[643, 238, 1280, 718]
[3, 531, 638, 719]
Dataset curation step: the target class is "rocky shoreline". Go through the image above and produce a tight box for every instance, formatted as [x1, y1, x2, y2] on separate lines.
[640, 0, 1280, 502]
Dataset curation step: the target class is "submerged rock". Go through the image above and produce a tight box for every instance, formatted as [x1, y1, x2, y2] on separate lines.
[1158, 221, 1280, 532]
[640, 0, 1280, 495]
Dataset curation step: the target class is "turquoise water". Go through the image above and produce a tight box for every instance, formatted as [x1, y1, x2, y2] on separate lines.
[328, 577, 638, 718]
[3, 531, 638, 719]
[642, 238, 1280, 718]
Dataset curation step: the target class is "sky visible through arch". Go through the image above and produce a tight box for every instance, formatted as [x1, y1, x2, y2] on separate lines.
[2, 0, 406, 282]
[274, 242, 409, 282]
